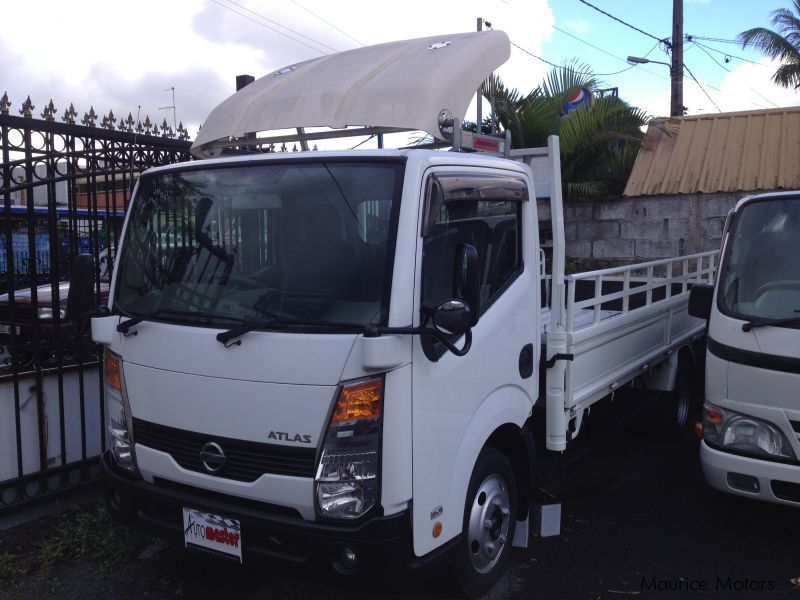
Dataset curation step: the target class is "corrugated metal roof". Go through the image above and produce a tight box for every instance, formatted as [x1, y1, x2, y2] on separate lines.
[623, 106, 800, 196]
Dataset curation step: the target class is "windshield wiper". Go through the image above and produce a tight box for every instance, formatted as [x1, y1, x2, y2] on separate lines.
[216, 319, 363, 347]
[742, 315, 800, 332]
[116, 308, 237, 335]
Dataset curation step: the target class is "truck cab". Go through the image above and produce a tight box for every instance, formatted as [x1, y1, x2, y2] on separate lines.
[691, 191, 800, 505]
[91, 147, 538, 594]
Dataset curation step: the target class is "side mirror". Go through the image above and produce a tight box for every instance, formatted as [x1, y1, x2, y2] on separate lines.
[432, 299, 473, 337]
[454, 243, 480, 325]
[688, 283, 714, 320]
[67, 254, 97, 325]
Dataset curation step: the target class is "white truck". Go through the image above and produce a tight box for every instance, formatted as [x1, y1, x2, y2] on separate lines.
[689, 191, 800, 506]
[71, 31, 717, 596]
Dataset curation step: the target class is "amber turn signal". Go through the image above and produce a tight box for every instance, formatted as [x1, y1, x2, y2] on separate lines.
[705, 405, 724, 425]
[104, 350, 122, 392]
[331, 378, 383, 423]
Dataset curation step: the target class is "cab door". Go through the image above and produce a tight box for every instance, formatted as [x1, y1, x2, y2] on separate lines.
[410, 166, 540, 556]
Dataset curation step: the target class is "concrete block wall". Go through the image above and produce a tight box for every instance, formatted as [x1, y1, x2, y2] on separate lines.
[538, 192, 745, 268]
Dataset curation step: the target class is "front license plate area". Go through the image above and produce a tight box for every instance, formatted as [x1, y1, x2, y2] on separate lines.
[182, 507, 242, 562]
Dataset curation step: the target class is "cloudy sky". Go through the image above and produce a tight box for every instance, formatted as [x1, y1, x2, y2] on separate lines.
[2, 0, 797, 143]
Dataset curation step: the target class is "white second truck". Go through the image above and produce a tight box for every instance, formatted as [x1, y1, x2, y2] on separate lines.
[690, 191, 800, 506]
[72, 31, 717, 596]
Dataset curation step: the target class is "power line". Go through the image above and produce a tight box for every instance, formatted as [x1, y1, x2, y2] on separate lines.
[509, 40, 635, 76]
[688, 42, 779, 108]
[221, 0, 340, 52]
[685, 34, 739, 45]
[551, 25, 670, 82]
[208, 0, 336, 55]
[289, 0, 365, 46]
[683, 62, 722, 112]
[686, 37, 769, 67]
[577, 0, 667, 45]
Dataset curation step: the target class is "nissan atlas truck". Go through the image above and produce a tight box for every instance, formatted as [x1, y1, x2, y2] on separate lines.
[71, 31, 717, 596]
[690, 191, 800, 506]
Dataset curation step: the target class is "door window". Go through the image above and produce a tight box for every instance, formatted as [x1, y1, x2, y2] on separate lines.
[421, 174, 525, 312]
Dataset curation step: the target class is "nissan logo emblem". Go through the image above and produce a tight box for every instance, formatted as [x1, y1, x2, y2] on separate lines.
[199, 442, 227, 474]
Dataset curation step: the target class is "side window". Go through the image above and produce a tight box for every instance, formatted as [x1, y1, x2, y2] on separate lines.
[421, 174, 525, 312]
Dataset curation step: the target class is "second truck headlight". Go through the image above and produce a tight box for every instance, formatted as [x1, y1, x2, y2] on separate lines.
[703, 403, 795, 459]
[315, 377, 383, 520]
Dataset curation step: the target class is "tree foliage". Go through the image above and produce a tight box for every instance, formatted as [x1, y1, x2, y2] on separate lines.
[485, 61, 649, 200]
[739, 0, 800, 89]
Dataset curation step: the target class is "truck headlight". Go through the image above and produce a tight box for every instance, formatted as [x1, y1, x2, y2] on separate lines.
[104, 349, 137, 472]
[315, 377, 382, 519]
[703, 403, 795, 459]
[37, 307, 66, 320]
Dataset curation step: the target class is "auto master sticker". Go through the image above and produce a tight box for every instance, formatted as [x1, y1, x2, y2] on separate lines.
[182, 507, 242, 562]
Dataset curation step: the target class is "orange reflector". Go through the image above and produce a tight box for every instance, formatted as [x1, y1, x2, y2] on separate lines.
[694, 421, 703, 438]
[705, 406, 724, 425]
[104, 350, 122, 392]
[432, 522, 442, 538]
[331, 378, 382, 423]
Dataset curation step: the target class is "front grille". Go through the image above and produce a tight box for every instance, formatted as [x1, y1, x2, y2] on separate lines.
[133, 418, 317, 482]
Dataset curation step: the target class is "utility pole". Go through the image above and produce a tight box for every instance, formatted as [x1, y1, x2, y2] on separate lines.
[670, 0, 684, 117]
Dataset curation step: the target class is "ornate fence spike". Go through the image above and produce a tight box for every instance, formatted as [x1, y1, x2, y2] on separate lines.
[62, 103, 78, 124]
[142, 116, 152, 134]
[177, 121, 190, 141]
[152, 121, 160, 137]
[160, 118, 173, 138]
[81, 106, 98, 127]
[119, 112, 135, 132]
[19, 95, 34, 118]
[0, 92, 10, 115]
[101, 109, 117, 130]
[40, 99, 57, 121]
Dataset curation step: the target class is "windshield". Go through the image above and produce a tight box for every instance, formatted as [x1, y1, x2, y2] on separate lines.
[720, 197, 800, 321]
[114, 160, 402, 329]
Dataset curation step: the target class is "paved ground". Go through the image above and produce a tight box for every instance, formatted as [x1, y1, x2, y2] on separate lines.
[2, 395, 799, 599]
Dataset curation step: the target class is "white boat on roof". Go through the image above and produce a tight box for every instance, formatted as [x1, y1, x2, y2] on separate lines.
[191, 30, 510, 157]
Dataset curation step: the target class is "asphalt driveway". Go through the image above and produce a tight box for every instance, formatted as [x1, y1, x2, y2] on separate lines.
[2, 395, 799, 599]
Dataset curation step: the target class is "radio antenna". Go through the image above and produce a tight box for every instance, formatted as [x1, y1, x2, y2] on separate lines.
[159, 86, 177, 132]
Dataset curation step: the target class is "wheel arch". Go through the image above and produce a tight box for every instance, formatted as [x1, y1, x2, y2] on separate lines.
[484, 423, 535, 520]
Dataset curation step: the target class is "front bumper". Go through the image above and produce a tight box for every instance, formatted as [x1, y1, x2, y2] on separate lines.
[101, 451, 457, 578]
[701, 441, 800, 506]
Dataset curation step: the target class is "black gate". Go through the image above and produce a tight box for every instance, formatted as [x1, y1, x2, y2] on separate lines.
[0, 94, 191, 515]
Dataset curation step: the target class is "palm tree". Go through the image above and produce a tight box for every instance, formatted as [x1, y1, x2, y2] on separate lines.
[739, 0, 800, 89]
[485, 61, 649, 200]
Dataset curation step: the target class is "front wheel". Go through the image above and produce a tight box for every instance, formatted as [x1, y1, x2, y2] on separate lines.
[448, 447, 517, 598]
[657, 354, 697, 440]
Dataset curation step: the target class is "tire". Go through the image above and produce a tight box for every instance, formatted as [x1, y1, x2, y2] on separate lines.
[448, 447, 517, 598]
[657, 355, 697, 440]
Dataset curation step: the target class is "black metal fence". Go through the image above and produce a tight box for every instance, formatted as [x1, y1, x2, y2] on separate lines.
[0, 94, 191, 515]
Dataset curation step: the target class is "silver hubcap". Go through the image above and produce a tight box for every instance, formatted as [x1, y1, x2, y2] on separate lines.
[467, 474, 511, 574]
